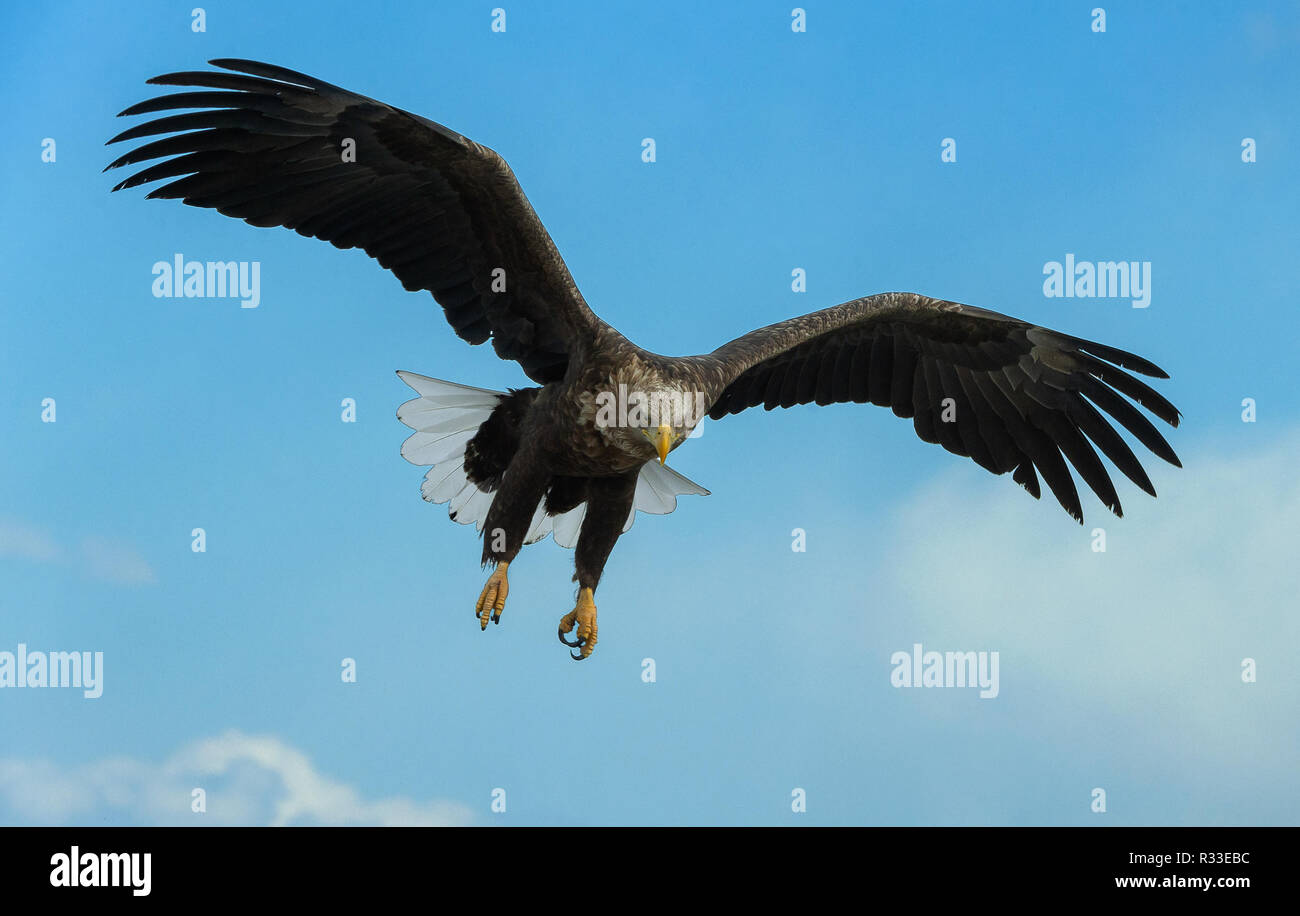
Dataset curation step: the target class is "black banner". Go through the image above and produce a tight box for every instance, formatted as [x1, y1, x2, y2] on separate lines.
[0, 826, 1286, 900]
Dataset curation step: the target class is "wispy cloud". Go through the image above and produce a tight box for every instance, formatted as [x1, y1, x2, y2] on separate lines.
[884, 430, 1300, 775]
[0, 730, 475, 826]
[0, 518, 60, 563]
[0, 516, 156, 586]
[80, 536, 157, 585]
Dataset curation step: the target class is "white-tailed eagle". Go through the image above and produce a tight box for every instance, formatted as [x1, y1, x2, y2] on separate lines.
[108, 60, 1181, 659]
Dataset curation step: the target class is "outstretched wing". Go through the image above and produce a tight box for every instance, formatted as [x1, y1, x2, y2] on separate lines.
[106, 58, 602, 383]
[702, 292, 1181, 522]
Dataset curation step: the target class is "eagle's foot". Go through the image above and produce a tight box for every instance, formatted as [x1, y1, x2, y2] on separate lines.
[475, 562, 509, 630]
[557, 588, 598, 660]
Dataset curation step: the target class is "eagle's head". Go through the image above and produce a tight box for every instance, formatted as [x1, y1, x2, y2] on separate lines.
[590, 370, 707, 466]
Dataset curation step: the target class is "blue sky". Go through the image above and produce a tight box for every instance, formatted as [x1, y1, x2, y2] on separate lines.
[1, 0, 1297, 825]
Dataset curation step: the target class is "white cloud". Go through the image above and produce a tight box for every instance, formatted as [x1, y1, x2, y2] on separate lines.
[882, 429, 1300, 771]
[0, 730, 474, 826]
[0, 516, 156, 586]
[0, 517, 60, 563]
[80, 536, 157, 585]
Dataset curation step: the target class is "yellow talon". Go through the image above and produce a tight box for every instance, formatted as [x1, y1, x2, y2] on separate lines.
[558, 587, 598, 659]
[475, 562, 509, 629]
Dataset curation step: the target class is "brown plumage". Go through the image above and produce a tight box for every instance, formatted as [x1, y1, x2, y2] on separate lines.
[107, 59, 1181, 659]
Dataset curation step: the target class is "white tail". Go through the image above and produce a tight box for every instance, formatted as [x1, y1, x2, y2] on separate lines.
[396, 371, 709, 548]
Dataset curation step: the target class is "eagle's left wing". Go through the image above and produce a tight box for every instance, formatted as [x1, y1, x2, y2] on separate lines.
[698, 292, 1180, 522]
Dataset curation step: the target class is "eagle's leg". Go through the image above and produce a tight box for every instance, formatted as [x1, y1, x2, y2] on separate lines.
[558, 588, 598, 659]
[475, 563, 509, 629]
[558, 473, 637, 660]
[474, 455, 550, 630]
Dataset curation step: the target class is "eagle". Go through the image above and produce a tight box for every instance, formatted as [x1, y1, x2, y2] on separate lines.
[107, 59, 1181, 660]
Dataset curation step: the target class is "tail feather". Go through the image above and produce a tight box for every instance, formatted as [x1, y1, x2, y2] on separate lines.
[396, 371, 709, 547]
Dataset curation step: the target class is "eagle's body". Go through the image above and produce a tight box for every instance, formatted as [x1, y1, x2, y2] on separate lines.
[108, 60, 1182, 659]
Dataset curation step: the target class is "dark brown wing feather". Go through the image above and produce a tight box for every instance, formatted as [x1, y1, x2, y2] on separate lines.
[106, 58, 602, 383]
[702, 292, 1181, 522]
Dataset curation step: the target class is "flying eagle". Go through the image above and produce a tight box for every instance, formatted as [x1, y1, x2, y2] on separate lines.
[107, 60, 1181, 660]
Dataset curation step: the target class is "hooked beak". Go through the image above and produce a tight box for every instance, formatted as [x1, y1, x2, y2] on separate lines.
[655, 423, 672, 464]
[643, 423, 673, 465]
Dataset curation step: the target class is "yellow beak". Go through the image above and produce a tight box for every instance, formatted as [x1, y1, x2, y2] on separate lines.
[654, 423, 672, 465]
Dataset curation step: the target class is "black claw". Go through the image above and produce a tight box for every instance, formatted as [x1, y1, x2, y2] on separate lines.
[569, 650, 587, 661]
[558, 627, 581, 647]
[492, 613, 500, 625]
